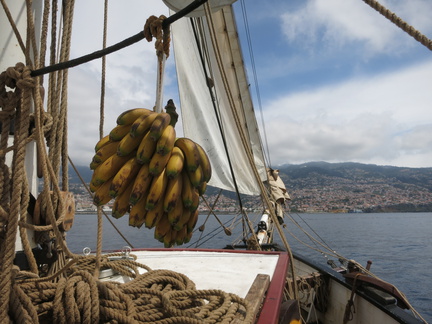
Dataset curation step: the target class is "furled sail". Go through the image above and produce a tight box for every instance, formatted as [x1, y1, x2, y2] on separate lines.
[171, 5, 267, 195]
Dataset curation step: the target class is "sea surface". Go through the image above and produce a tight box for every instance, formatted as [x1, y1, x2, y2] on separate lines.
[66, 212, 432, 323]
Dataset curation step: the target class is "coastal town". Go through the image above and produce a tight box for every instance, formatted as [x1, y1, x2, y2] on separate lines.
[71, 174, 432, 214]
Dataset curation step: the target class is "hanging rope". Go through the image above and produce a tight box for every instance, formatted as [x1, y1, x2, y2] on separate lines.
[362, 0, 432, 51]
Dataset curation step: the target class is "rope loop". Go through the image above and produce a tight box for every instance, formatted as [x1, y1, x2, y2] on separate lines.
[143, 15, 170, 57]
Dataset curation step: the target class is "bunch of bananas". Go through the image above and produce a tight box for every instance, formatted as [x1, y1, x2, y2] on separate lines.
[89, 107, 211, 247]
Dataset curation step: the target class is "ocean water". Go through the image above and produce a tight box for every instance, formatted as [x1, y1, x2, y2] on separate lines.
[66, 212, 432, 323]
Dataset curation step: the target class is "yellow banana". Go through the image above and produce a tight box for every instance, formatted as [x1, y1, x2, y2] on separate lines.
[130, 111, 158, 138]
[175, 225, 188, 245]
[128, 193, 148, 228]
[187, 209, 199, 234]
[187, 165, 204, 188]
[173, 208, 194, 231]
[154, 215, 171, 240]
[129, 164, 153, 205]
[156, 125, 176, 156]
[89, 180, 101, 193]
[166, 146, 184, 179]
[109, 124, 131, 141]
[184, 231, 193, 244]
[181, 170, 194, 208]
[91, 141, 119, 169]
[112, 184, 133, 219]
[91, 154, 132, 187]
[189, 188, 200, 213]
[149, 150, 172, 176]
[173, 209, 193, 231]
[145, 197, 164, 229]
[93, 177, 114, 206]
[109, 157, 141, 198]
[195, 142, 212, 182]
[136, 131, 158, 164]
[149, 112, 171, 141]
[174, 137, 201, 172]
[116, 108, 154, 126]
[94, 135, 111, 152]
[117, 132, 144, 157]
[198, 181, 207, 196]
[167, 199, 183, 226]
[145, 169, 168, 210]
[163, 227, 176, 248]
[164, 174, 183, 212]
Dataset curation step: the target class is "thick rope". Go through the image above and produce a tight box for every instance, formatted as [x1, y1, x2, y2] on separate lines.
[362, 0, 432, 51]
[10, 262, 254, 324]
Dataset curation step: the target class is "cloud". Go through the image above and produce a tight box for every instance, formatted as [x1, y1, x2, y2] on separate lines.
[264, 59, 432, 167]
[67, 1, 171, 166]
[280, 0, 432, 55]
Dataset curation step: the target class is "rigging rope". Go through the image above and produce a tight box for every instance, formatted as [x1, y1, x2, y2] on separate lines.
[362, 0, 432, 51]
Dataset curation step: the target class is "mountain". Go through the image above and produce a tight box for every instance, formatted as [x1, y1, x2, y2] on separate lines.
[69, 162, 432, 213]
[277, 162, 432, 212]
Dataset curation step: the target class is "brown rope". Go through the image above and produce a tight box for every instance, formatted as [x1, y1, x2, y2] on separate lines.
[144, 15, 171, 58]
[11, 262, 254, 324]
[362, 0, 432, 51]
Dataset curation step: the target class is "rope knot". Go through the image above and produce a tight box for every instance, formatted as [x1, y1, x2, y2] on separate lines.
[143, 15, 170, 57]
[6, 64, 36, 90]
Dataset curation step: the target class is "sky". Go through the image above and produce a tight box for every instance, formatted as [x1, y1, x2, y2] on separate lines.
[67, 0, 432, 169]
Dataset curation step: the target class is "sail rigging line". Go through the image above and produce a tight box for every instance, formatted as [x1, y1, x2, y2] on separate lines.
[202, 4, 299, 298]
[94, 0, 110, 278]
[362, 0, 432, 51]
[238, 0, 271, 168]
[189, 17, 245, 214]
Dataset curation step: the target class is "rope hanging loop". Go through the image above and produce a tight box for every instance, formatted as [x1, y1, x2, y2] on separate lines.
[143, 15, 171, 58]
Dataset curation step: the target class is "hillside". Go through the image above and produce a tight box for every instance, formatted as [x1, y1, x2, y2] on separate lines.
[69, 162, 432, 213]
[278, 162, 432, 212]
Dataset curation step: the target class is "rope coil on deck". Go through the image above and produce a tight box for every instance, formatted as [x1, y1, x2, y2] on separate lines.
[11, 256, 254, 324]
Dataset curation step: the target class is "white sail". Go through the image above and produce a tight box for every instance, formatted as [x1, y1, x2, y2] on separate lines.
[171, 5, 266, 195]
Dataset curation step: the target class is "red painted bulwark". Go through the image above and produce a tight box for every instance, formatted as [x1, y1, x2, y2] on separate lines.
[256, 252, 289, 324]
